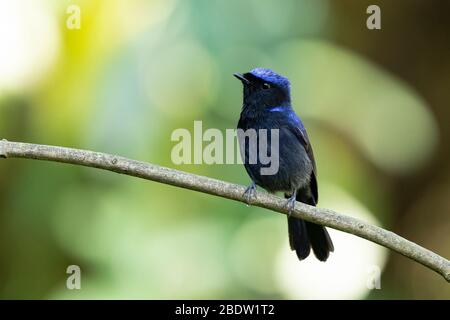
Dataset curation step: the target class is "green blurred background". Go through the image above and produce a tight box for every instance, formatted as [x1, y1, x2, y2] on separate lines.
[0, 0, 449, 299]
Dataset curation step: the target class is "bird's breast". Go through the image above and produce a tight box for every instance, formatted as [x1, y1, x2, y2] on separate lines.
[237, 117, 313, 193]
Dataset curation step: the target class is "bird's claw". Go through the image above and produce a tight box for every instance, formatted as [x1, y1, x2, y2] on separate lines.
[243, 182, 257, 205]
[285, 195, 297, 217]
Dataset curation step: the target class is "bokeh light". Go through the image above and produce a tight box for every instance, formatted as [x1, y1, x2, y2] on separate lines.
[0, 0, 60, 92]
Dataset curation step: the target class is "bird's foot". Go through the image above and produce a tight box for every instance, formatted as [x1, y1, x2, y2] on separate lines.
[285, 193, 297, 217]
[243, 182, 257, 205]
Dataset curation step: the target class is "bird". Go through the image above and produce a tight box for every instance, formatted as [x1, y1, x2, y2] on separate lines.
[234, 68, 334, 262]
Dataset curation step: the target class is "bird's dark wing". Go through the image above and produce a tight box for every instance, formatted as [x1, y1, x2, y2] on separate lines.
[284, 111, 318, 204]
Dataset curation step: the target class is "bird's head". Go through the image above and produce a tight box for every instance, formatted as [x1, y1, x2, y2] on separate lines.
[234, 68, 291, 109]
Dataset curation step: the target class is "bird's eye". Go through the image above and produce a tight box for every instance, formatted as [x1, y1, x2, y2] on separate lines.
[262, 83, 271, 89]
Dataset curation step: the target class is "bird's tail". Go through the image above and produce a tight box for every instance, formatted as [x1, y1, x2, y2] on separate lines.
[287, 194, 334, 262]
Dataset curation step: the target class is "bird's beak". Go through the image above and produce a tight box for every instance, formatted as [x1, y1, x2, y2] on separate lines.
[233, 73, 250, 84]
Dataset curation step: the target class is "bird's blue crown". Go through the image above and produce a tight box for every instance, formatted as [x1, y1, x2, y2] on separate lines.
[249, 68, 290, 88]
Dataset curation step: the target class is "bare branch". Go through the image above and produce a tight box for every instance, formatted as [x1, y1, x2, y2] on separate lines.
[1, 139, 449, 282]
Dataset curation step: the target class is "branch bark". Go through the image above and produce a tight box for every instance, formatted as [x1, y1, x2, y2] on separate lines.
[1, 139, 449, 282]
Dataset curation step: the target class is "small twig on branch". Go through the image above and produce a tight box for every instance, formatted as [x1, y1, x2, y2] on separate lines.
[0, 139, 449, 282]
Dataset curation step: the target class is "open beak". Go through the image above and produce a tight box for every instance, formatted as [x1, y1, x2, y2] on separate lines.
[233, 73, 250, 84]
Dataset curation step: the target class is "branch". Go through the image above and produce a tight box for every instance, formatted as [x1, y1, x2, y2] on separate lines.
[1, 139, 449, 282]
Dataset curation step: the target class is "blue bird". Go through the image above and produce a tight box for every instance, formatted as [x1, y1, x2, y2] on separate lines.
[234, 68, 334, 261]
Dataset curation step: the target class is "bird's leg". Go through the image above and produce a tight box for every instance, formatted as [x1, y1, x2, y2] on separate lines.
[243, 181, 257, 205]
[285, 189, 298, 216]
